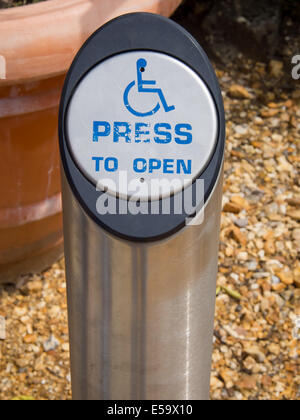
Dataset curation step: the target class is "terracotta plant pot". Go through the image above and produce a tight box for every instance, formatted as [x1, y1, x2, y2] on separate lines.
[0, 0, 182, 283]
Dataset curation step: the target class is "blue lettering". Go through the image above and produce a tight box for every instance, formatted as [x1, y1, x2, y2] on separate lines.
[154, 123, 172, 144]
[177, 159, 192, 174]
[133, 158, 147, 173]
[93, 121, 193, 145]
[92, 157, 104, 172]
[131, 158, 192, 174]
[93, 121, 111, 142]
[105, 157, 118, 172]
[114, 122, 131, 143]
[175, 124, 192, 145]
[135, 123, 150, 143]
[149, 159, 161, 173]
[92, 157, 118, 172]
[163, 159, 174, 174]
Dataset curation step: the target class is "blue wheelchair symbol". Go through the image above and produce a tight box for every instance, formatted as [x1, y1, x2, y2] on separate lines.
[124, 58, 175, 117]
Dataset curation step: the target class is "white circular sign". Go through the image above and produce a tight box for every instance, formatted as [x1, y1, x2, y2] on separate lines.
[66, 51, 218, 201]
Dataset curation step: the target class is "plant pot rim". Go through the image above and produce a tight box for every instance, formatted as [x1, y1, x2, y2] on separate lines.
[0, 0, 182, 86]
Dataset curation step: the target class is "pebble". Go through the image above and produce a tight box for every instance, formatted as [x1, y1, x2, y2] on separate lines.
[211, 376, 224, 390]
[43, 335, 60, 353]
[243, 345, 266, 363]
[293, 228, 300, 241]
[232, 226, 247, 247]
[234, 125, 248, 135]
[253, 272, 270, 279]
[230, 195, 250, 211]
[287, 197, 300, 207]
[23, 335, 37, 344]
[234, 218, 248, 228]
[271, 275, 281, 285]
[238, 374, 257, 391]
[277, 156, 293, 172]
[268, 343, 281, 356]
[246, 261, 258, 271]
[230, 273, 240, 283]
[228, 84, 253, 99]
[223, 202, 241, 214]
[62, 343, 70, 352]
[287, 209, 300, 221]
[0, 316, 6, 340]
[269, 60, 284, 78]
[243, 356, 261, 373]
[293, 267, 300, 288]
[272, 283, 286, 292]
[13, 307, 27, 317]
[237, 252, 248, 261]
[261, 108, 280, 118]
[27, 279, 43, 292]
[277, 269, 294, 286]
[292, 90, 300, 99]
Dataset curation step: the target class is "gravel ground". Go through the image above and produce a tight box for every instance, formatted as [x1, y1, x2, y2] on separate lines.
[211, 59, 300, 400]
[0, 32, 299, 403]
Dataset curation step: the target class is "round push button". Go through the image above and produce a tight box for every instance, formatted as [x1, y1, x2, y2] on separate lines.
[66, 51, 218, 201]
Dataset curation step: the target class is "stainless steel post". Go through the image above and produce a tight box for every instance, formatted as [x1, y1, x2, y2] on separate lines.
[59, 13, 225, 401]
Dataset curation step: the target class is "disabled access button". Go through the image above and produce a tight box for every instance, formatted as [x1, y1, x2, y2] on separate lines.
[66, 51, 218, 201]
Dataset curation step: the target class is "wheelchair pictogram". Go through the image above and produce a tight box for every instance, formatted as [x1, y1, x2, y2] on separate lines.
[124, 58, 175, 117]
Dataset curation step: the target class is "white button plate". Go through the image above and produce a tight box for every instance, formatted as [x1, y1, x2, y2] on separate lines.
[66, 51, 218, 201]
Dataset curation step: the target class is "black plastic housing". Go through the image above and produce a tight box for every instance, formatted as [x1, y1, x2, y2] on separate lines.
[59, 13, 225, 242]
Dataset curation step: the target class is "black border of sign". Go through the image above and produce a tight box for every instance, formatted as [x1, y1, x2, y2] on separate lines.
[59, 12, 225, 242]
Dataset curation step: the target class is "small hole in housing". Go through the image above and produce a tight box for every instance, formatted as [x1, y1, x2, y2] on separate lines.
[140, 67, 145, 73]
[140, 178, 145, 183]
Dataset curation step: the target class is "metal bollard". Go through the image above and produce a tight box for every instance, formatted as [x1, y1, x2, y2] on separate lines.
[59, 13, 225, 401]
